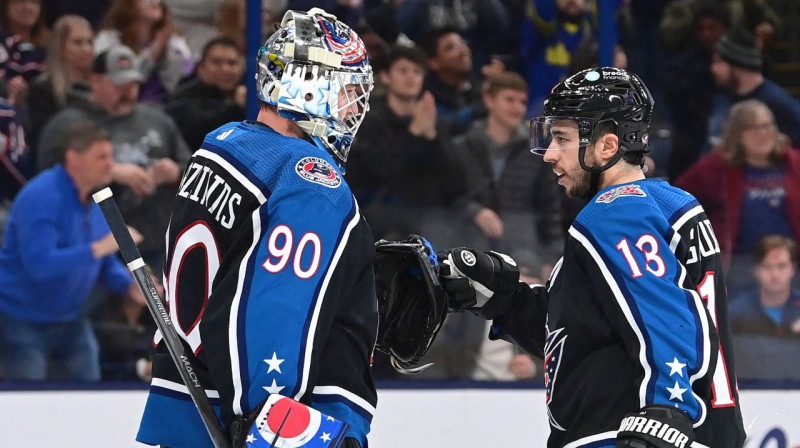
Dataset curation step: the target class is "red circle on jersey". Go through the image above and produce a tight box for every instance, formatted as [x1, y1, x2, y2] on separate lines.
[266, 397, 312, 439]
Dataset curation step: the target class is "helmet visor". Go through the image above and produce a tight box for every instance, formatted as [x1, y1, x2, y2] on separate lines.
[529, 116, 584, 156]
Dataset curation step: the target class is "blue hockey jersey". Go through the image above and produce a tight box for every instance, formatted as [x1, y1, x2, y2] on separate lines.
[137, 121, 378, 448]
[493, 179, 745, 447]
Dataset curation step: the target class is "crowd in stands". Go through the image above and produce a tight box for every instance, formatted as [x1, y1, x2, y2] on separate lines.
[0, 0, 799, 384]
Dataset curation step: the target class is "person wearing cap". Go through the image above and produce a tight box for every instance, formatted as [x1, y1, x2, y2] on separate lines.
[707, 26, 800, 150]
[35, 43, 192, 270]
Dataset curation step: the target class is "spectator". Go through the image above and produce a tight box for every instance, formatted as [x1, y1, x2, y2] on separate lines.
[0, 0, 47, 105]
[731, 235, 800, 335]
[163, 0, 224, 57]
[36, 44, 192, 269]
[420, 26, 503, 137]
[396, 0, 510, 71]
[25, 15, 94, 152]
[165, 36, 245, 151]
[449, 71, 562, 270]
[675, 99, 800, 295]
[346, 44, 462, 245]
[661, 3, 730, 180]
[519, 0, 598, 116]
[95, 0, 194, 103]
[0, 96, 28, 233]
[730, 235, 800, 380]
[0, 121, 144, 381]
[707, 27, 800, 150]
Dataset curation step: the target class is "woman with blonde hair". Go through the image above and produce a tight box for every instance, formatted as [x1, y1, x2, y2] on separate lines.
[95, 0, 193, 103]
[675, 99, 800, 294]
[26, 15, 93, 149]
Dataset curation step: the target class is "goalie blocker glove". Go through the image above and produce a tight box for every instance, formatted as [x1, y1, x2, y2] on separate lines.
[616, 405, 695, 448]
[438, 248, 520, 319]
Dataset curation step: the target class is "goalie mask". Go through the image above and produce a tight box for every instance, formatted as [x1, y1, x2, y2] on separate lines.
[256, 8, 373, 165]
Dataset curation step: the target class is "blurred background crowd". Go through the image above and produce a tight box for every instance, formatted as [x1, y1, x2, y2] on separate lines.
[0, 0, 799, 385]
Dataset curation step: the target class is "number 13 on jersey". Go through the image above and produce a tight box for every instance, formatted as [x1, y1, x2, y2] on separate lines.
[616, 234, 735, 408]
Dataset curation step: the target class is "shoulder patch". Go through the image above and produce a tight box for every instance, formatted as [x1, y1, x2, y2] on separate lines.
[295, 157, 342, 188]
[595, 184, 646, 203]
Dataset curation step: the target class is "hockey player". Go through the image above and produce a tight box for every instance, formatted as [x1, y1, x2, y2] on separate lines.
[439, 68, 746, 447]
[136, 8, 377, 448]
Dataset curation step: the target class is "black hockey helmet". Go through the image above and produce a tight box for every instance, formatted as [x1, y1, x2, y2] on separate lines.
[531, 67, 654, 156]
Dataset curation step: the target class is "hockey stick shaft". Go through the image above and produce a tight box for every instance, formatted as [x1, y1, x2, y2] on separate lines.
[92, 187, 231, 448]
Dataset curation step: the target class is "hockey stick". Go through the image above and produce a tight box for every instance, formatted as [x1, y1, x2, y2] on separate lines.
[92, 187, 232, 448]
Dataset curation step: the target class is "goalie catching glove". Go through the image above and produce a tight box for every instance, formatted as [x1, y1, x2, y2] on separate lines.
[616, 405, 695, 448]
[373, 235, 448, 374]
[438, 248, 520, 319]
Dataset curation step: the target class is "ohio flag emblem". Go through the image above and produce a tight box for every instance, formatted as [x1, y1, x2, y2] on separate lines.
[245, 395, 349, 447]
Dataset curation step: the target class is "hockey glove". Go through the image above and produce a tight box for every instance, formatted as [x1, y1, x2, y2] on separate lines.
[374, 234, 448, 374]
[616, 405, 695, 448]
[438, 248, 519, 320]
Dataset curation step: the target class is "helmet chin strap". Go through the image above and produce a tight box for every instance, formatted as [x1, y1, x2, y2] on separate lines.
[578, 144, 622, 200]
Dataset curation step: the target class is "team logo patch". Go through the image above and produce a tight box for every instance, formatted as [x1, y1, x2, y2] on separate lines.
[295, 157, 341, 188]
[596, 184, 647, 203]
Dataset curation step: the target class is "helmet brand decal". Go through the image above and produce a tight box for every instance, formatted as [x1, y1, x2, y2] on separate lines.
[295, 157, 341, 188]
[596, 184, 647, 203]
[585, 70, 600, 82]
[461, 251, 476, 267]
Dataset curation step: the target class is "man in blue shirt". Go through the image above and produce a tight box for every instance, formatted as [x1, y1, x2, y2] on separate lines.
[0, 120, 144, 381]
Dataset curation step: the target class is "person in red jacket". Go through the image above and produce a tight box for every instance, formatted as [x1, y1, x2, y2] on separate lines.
[675, 99, 800, 296]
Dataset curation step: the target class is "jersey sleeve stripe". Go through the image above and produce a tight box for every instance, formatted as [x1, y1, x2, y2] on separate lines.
[312, 385, 377, 419]
[230, 209, 268, 415]
[569, 224, 653, 408]
[668, 208, 713, 426]
[669, 207, 712, 384]
[295, 199, 362, 401]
